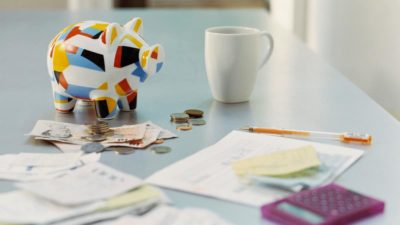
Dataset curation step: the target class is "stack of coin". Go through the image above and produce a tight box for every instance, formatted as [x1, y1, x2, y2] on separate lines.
[170, 113, 190, 123]
[87, 121, 113, 136]
[83, 121, 114, 142]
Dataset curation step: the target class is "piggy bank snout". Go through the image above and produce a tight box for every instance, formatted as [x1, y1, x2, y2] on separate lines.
[140, 44, 165, 76]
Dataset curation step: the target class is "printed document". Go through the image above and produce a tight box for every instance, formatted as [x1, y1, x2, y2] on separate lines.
[102, 205, 233, 225]
[147, 131, 363, 206]
[17, 162, 143, 205]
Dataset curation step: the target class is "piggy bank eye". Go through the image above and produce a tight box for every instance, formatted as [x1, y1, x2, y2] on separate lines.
[114, 46, 140, 68]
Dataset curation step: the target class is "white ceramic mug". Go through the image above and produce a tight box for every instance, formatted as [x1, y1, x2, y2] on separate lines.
[205, 26, 273, 103]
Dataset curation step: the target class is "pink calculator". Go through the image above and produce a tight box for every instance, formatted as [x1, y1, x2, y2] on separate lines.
[261, 183, 384, 225]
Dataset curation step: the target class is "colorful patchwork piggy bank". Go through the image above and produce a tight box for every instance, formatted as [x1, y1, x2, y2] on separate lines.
[47, 18, 165, 119]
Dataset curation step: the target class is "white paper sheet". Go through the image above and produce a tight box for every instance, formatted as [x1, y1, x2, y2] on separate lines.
[0, 152, 100, 181]
[51, 199, 161, 225]
[102, 205, 234, 225]
[17, 162, 143, 205]
[146, 131, 364, 207]
[0, 191, 103, 224]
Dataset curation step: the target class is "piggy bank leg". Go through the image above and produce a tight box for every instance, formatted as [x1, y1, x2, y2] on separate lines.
[53, 91, 77, 113]
[91, 91, 119, 120]
[117, 90, 138, 112]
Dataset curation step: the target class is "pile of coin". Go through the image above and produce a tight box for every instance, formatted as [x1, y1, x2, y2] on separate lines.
[170, 109, 206, 131]
[82, 121, 114, 142]
[87, 121, 113, 135]
[170, 113, 190, 123]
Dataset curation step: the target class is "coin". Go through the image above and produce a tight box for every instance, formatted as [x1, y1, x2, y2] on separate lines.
[87, 121, 114, 136]
[170, 113, 189, 123]
[151, 146, 172, 154]
[154, 139, 164, 144]
[184, 109, 204, 118]
[81, 142, 105, 153]
[190, 118, 206, 126]
[82, 134, 107, 142]
[176, 123, 192, 131]
[109, 147, 136, 155]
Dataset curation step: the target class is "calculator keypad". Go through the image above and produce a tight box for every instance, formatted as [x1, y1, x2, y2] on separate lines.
[290, 185, 374, 217]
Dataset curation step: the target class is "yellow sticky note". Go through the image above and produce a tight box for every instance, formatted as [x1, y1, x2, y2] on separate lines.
[98, 185, 162, 211]
[232, 145, 320, 176]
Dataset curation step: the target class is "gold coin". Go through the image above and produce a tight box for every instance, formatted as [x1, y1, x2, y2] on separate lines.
[154, 139, 164, 144]
[184, 109, 204, 118]
[176, 124, 192, 131]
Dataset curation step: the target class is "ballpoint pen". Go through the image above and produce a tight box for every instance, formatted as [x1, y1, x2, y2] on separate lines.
[240, 127, 372, 145]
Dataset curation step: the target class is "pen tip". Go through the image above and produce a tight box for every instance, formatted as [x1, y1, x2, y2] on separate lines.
[239, 126, 250, 131]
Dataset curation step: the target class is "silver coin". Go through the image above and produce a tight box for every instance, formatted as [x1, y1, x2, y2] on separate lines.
[151, 146, 172, 154]
[41, 128, 72, 139]
[81, 142, 105, 153]
[190, 118, 206, 126]
[82, 134, 107, 142]
[108, 147, 136, 155]
[170, 113, 189, 123]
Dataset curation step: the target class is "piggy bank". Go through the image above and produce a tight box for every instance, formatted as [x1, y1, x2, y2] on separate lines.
[47, 18, 165, 119]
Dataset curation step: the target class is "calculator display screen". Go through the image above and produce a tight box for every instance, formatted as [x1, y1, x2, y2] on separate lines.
[277, 202, 325, 224]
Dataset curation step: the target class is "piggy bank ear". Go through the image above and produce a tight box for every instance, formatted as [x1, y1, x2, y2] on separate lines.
[124, 17, 143, 35]
[101, 23, 122, 46]
[140, 44, 165, 76]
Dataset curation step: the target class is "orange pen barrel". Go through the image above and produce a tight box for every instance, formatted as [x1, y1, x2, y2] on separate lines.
[250, 127, 310, 136]
[340, 132, 372, 145]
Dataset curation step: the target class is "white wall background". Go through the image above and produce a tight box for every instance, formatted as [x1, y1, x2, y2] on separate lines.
[306, 0, 400, 119]
[271, 0, 400, 119]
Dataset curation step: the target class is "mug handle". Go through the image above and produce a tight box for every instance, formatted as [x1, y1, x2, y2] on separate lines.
[258, 31, 274, 70]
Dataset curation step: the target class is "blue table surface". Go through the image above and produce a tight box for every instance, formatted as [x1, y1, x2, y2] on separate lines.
[0, 9, 398, 225]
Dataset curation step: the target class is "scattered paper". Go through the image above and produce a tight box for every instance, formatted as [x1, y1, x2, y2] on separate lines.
[50, 186, 167, 225]
[0, 191, 103, 224]
[146, 121, 177, 140]
[17, 162, 143, 205]
[99, 185, 165, 211]
[147, 131, 363, 206]
[102, 205, 234, 225]
[232, 145, 320, 176]
[0, 152, 100, 182]
[51, 201, 157, 225]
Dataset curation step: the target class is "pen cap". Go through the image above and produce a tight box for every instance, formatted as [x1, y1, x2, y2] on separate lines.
[341, 133, 372, 145]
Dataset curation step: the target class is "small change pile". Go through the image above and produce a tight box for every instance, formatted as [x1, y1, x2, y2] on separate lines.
[28, 120, 177, 154]
[0, 161, 167, 225]
[170, 109, 206, 131]
[231, 145, 347, 191]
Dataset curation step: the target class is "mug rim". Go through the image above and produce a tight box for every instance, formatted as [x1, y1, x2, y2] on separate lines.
[205, 26, 260, 36]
